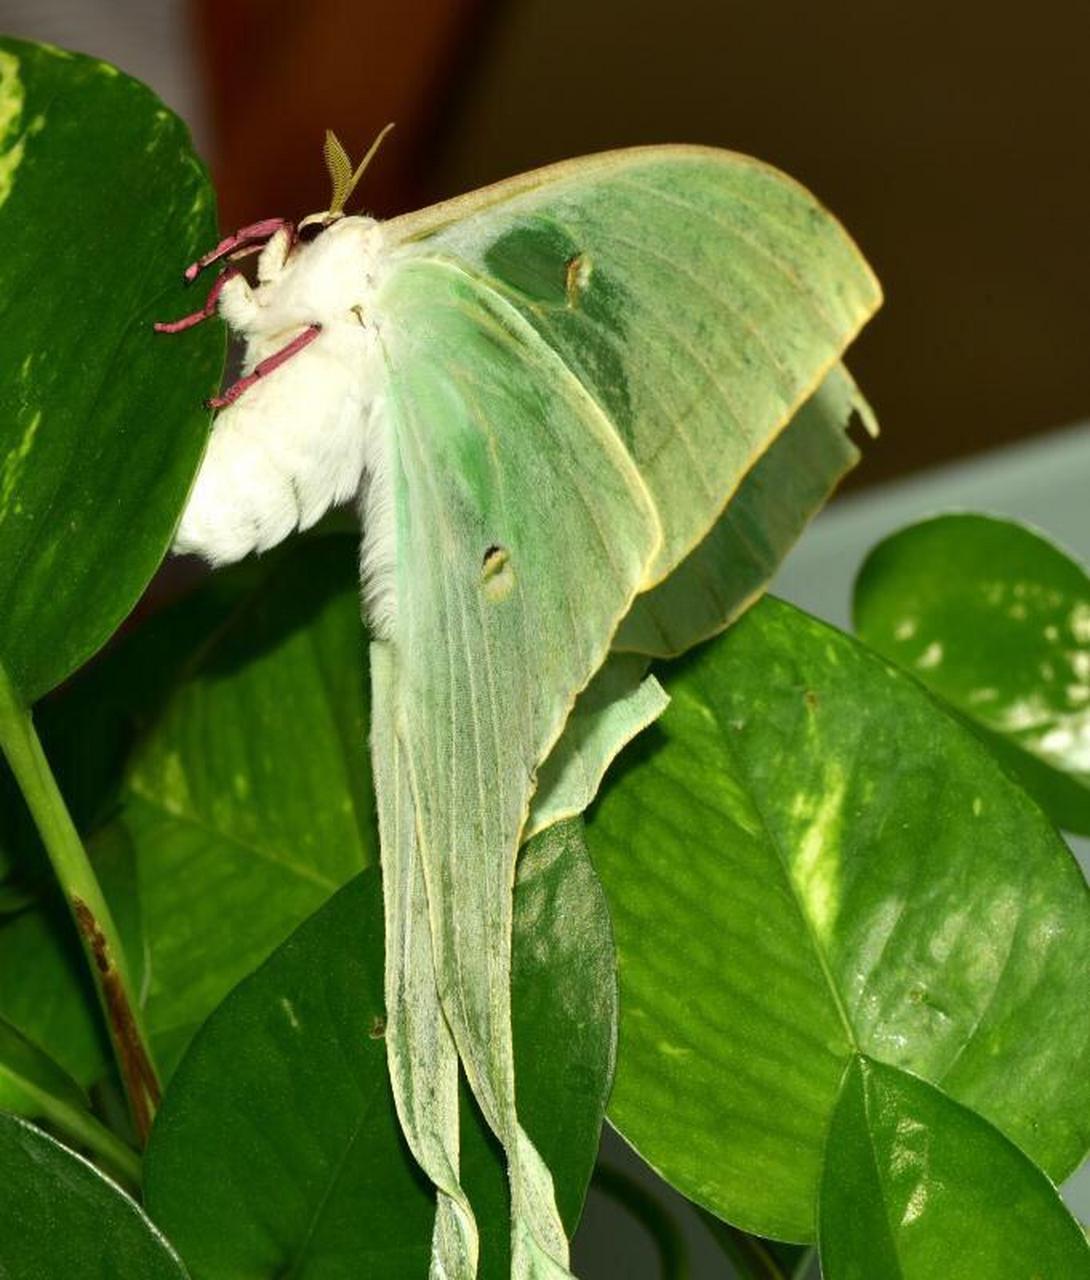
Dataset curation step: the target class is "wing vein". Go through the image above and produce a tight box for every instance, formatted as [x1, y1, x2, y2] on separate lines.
[613, 172, 855, 338]
[604, 228, 797, 397]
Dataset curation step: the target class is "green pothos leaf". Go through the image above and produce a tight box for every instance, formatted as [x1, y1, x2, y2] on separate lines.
[819, 1057, 1090, 1279]
[0, 534, 373, 1085]
[854, 513, 1090, 834]
[144, 820, 615, 1280]
[0, 36, 222, 704]
[0, 1112, 188, 1278]
[120, 535, 376, 1077]
[587, 596, 1090, 1241]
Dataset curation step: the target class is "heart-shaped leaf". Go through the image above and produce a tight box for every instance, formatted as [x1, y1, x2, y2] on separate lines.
[854, 513, 1090, 834]
[144, 820, 615, 1279]
[587, 596, 1090, 1241]
[819, 1056, 1090, 1279]
[0, 37, 222, 705]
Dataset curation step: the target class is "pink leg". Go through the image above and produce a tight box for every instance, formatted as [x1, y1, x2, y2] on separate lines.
[207, 324, 322, 410]
[153, 267, 241, 333]
[183, 217, 294, 283]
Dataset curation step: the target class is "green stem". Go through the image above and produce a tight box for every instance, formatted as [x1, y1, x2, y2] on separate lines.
[22, 1082, 141, 1189]
[0, 663, 160, 1144]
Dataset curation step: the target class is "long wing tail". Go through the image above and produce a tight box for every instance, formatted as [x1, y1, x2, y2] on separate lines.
[371, 640, 479, 1279]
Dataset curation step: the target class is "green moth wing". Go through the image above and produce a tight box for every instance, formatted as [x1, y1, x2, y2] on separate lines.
[374, 147, 879, 1278]
[387, 146, 881, 587]
[614, 361, 875, 656]
[370, 642, 477, 1276]
[374, 254, 660, 1275]
[526, 654, 668, 842]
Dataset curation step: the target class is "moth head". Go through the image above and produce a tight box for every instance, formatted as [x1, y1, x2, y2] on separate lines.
[297, 123, 395, 240]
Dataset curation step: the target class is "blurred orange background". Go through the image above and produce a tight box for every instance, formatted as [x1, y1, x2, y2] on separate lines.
[5, 0, 1086, 488]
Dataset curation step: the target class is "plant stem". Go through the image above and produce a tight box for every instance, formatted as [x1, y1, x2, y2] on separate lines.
[19, 1079, 142, 1189]
[0, 662, 160, 1144]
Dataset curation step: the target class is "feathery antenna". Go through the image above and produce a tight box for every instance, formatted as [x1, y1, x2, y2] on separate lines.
[323, 122, 396, 216]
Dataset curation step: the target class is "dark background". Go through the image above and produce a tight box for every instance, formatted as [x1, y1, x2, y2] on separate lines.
[6, 0, 1087, 488]
[192, 0, 1090, 489]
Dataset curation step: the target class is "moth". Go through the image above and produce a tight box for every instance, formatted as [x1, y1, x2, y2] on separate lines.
[157, 129, 879, 1278]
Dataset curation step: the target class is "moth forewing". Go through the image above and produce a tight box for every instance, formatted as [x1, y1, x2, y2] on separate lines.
[391, 146, 881, 589]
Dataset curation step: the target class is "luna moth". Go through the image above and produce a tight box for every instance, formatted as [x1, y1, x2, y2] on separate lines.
[156, 131, 880, 1278]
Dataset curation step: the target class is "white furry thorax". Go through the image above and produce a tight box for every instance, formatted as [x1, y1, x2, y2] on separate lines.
[236, 216, 386, 341]
[173, 214, 397, 638]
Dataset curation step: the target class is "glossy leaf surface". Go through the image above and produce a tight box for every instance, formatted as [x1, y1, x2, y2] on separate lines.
[0, 37, 222, 703]
[819, 1057, 1090, 1279]
[145, 820, 615, 1279]
[0, 1112, 188, 1278]
[122, 535, 375, 1075]
[0, 535, 375, 1082]
[854, 513, 1090, 833]
[587, 596, 1090, 1240]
